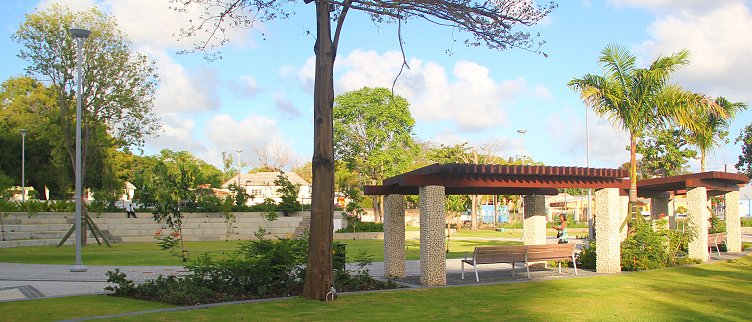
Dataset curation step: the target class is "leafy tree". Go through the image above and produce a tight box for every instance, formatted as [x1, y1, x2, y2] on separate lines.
[334, 87, 418, 222]
[275, 172, 302, 215]
[176, 0, 556, 299]
[568, 44, 722, 224]
[635, 126, 696, 178]
[292, 162, 313, 184]
[686, 97, 747, 171]
[13, 4, 160, 202]
[735, 124, 752, 177]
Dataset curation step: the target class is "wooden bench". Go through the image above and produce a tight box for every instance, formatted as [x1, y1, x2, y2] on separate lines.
[708, 232, 726, 257]
[461, 244, 578, 281]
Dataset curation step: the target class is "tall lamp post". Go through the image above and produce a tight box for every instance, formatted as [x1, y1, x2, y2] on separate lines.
[20, 129, 26, 202]
[585, 110, 594, 240]
[517, 129, 527, 165]
[70, 27, 90, 273]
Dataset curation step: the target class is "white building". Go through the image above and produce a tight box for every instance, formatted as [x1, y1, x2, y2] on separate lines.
[221, 172, 311, 206]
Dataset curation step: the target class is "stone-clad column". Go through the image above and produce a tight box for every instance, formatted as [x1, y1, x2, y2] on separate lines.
[383, 194, 406, 278]
[596, 188, 621, 273]
[651, 193, 670, 230]
[523, 195, 547, 245]
[725, 191, 741, 253]
[619, 195, 629, 241]
[419, 186, 446, 286]
[687, 187, 709, 261]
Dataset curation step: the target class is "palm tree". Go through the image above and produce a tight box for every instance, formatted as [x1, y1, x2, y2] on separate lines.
[687, 97, 748, 171]
[568, 44, 722, 223]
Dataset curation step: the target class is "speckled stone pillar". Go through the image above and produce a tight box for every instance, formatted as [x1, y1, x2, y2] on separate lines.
[383, 194, 406, 277]
[419, 186, 446, 286]
[651, 193, 670, 230]
[669, 198, 677, 230]
[523, 195, 547, 245]
[687, 187, 709, 261]
[596, 188, 621, 273]
[725, 191, 741, 253]
[619, 195, 629, 241]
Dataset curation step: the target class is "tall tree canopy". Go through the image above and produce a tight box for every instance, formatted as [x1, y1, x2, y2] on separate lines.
[175, 0, 556, 300]
[686, 97, 747, 171]
[334, 87, 418, 222]
[735, 124, 752, 178]
[13, 4, 160, 191]
[568, 44, 722, 223]
[635, 126, 696, 179]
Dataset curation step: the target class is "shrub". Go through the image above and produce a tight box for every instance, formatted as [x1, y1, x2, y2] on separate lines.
[742, 217, 752, 227]
[621, 223, 667, 271]
[576, 240, 596, 269]
[709, 215, 726, 233]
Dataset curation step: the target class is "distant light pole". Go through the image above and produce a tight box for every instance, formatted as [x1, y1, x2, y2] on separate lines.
[517, 129, 527, 165]
[20, 129, 26, 202]
[236, 150, 242, 187]
[70, 27, 90, 273]
[585, 110, 594, 240]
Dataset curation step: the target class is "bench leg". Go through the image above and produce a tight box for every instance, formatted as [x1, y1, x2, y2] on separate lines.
[573, 256, 578, 275]
[461, 261, 465, 280]
[716, 244, 721, 257]
[474, 265, 479, 282]
[511, 262, 515, 277]
[558, 261, 562, 274]
[526, 261, 531, 279]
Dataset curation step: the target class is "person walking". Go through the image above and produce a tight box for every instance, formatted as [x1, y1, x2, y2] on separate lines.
[553, 213, 568, 244]
[126, 203, 137, 218]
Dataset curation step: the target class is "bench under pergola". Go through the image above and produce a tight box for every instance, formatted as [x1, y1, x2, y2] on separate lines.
[364, 163, 630, 285]
[637, 172, 750, 260]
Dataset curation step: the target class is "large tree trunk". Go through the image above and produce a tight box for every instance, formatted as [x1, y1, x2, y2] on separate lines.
[302, 2, 335, 301]
[629, 133, 638, 221]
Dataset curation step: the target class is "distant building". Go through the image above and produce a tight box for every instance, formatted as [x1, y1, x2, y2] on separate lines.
[221, 172, 311, 206]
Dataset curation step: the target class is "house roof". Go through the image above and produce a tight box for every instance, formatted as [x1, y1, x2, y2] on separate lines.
[221, 172, 310, 188]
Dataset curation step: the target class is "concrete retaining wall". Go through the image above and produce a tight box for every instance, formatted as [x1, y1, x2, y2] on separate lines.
[0, 211, 310, 248]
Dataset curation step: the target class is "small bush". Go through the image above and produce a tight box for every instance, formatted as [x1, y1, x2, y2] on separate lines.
[742, 217, 752, 227]
[576, 240, 596, 269]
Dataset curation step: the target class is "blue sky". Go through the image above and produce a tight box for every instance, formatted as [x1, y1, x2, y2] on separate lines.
[2, 0, 751, 173]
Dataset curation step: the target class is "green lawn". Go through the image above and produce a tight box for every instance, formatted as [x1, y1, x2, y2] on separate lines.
[0, 238, 522, 265]
[3, 254, 751, 321]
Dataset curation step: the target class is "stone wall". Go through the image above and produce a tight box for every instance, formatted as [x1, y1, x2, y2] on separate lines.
[687, 187, 709, 261]
[725, 191, 741, 253]
[523, 195, 547, 245]
[383, 194, 406, 278]
[595, 188, 621, 273]
[419, 186, 446, 286]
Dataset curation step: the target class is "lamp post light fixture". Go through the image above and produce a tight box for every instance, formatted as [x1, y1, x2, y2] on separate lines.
[70, 27, 90, 273]
[517, 129, 527, 166]
[20, 129, 26, 202]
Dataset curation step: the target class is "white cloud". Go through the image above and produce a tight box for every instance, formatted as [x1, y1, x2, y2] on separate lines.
[144, 114, 206, 154]
[202, 114, 293, 166]
[229, 75, 261, 97]
[299, 49, 530, 131]
[547, 108, 630, 167]
[630, 1, 752, 101]
[147, 49, 220, 113]
[273, 92, 300, 119]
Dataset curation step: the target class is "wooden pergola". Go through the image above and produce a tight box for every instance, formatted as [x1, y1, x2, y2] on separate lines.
[637, 171, 749, 198]
[363, 163, 630, 284]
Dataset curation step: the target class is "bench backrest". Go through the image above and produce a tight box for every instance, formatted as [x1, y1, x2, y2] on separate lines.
[708, 232, 726, 245]
[473, 246, 527, 264]
[526, 243, 575, 261]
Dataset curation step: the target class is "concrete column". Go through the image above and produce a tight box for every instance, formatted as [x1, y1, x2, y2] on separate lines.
[595, 188, 621, 273]
[725, 191, 741, 253]
[383, 194, 406, 277]
[687, 187, 709, 261]
[651, 193, 670, 230]
[619, 195, 629, 241]
[419, 186, 446, 286]
[523, 195, 547, 245]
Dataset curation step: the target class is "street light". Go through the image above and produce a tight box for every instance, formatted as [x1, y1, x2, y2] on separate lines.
[585, 109, 594, 240]
[236, 150, 242, 187]
[517, 129, 527, 165]
[20, 129, 26, 202]
[70, 27, 90, 273]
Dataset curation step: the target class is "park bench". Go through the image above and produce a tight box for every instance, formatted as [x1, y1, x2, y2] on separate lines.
[708, 232, 726, 257]
[461, 244, 578, 282]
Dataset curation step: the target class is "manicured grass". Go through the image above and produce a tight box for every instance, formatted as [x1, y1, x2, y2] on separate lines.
[3, 255, 751, 321]
[0, 241, 245, 265]
[0, 295, 171, 321]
